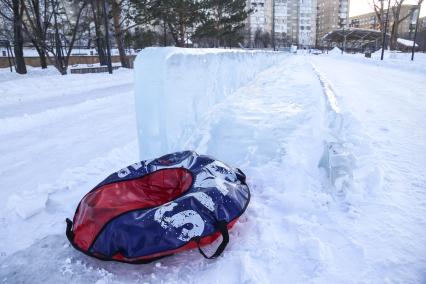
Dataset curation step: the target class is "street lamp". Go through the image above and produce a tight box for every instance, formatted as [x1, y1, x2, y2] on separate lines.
[411, 5, 421, 61]
[341, 18, 346, 55]
[339, 7, 347, 54]
[272, 0, 276, 51]
[103, 0, 113, 74]
[380, 0, 391, 61]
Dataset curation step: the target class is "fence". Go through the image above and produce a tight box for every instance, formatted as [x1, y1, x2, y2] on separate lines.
[0, 55, 137, 69]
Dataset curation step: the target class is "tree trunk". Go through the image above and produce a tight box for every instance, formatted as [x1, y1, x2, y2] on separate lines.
[92, 0, 107, 65]
[390, 22, 398, 50]
[33, 0, 46, 68]
[116, 34, 128, 67]
[21, 0, 48, 69]
[61, 2, 87, 75]
[13, 0, 27, 74]
[167, 22, 180, 47]
[111, 0, 128, 68]
[163, 20, 168, 46]
[33, 43, 47, 69]
[54, 59, 67, 75]
[97, 38, 107, 65]
[178, 16, 185, 47]
[38, 49, 47, 69]
[390, 4, 402, 51]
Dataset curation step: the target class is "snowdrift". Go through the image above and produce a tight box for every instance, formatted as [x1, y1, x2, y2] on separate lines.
[134, 47, 287, 159]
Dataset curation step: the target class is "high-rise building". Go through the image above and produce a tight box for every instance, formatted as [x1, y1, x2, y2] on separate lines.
[247, 0, 317, 48]
[272, 0, 292, 45]
[297, 0, 317, 46]
[247, 0, 269, 43]
[316, 0, 350, 46]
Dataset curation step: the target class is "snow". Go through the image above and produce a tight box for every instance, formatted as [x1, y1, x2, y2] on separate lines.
[332, 48, 426, 74]
[328, 47, 342, 55]
[397, 38, 418, 47]
[1, 48, 426, 283]
[310, 53, 426, 283]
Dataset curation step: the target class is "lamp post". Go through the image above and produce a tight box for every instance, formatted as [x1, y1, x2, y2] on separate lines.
[103, 0, 113, 74]
[51, 0, 64, 71]
[380, 0, 391, 61]
[340, 10, 346, 55]
[341, 24, 344, 54]
[339, 1, 349, 55]
[272, 0, 276, 51]
[411, 5, 420, 61]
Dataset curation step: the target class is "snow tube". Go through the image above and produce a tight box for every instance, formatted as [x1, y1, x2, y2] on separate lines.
[65, 151, 250, 263]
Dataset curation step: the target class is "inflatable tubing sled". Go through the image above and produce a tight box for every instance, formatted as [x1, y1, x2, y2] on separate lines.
[66, 151, 250, 263]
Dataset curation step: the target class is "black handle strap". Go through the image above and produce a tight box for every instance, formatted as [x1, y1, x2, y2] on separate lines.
[236, 168, 246, 183]
[66, 218, 74, 242]
[195, 220, 229, 259]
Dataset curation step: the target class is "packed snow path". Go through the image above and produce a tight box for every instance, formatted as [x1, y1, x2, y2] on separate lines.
[1, 54, 425, 283]
[311, 55, 426, 283]
[0, 69, 137, 255]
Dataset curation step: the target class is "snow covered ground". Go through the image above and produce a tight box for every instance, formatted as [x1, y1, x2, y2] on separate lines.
[0, 50, 425, 283]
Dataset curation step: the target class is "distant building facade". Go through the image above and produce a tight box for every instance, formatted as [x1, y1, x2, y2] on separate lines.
[417, 16, 426, 51]
[246, 0, 317, 48]
[349, 12, 379, 30]
[420, 16, 426, 32]
[247, 0, 270, 44]
[349, 5, 419, 38]
[316, 0, 350, 46]
[297, 0, 317, 46]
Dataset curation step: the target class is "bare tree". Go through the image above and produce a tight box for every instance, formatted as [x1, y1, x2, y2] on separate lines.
[22, 0, 88, 74]
[90, 0, 107, 65]
[372, 0, 424, 50]
[110, 0, 155, 67]
[389, 0, 424, 50]
[0, 3, 13, 41]
[21, 0, 54, 68]
[0, 0, 27, 74]
[110, 0, 129, 68]
[372, 0, 385, 31]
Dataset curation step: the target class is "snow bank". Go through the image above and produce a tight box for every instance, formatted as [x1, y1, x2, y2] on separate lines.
[328, 47, 342, 55]
[7, 192, 48, 219]
[397, 38, 418, 47]
[134, 47, 288, 159]
[324, 49, 426, 74]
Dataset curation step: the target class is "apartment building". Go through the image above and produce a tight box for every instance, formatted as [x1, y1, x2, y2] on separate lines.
[247, 0, 317, 47]
[349, 5, 419, 37]
[316, 0, 350, 45]
[297, 0, 317, 46]
[247, 0, 270, 43]
[421, 16, 426, 32]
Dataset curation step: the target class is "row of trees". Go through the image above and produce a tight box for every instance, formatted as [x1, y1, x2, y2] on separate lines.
[0, 0, 250, 75]
[372, 0, 424, 50]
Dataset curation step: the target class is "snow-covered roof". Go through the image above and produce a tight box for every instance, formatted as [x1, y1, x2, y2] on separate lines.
[322, 28, 387, 42]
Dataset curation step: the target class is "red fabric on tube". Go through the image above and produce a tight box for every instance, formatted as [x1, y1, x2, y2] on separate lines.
[73, 168, 193, 250]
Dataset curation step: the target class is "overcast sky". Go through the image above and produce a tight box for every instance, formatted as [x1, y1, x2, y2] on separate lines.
[350, 0, 425, 17]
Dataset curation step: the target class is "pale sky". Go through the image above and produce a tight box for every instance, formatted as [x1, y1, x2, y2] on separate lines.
[350, 0, 425, 17]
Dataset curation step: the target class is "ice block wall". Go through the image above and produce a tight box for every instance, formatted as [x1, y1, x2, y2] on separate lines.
[134, 47, 287, 159]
